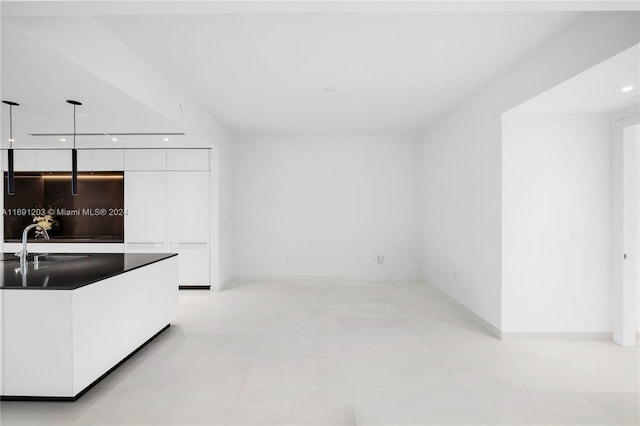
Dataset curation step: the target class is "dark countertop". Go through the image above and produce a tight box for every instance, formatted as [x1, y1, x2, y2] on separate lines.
[0, 253, 177, 290]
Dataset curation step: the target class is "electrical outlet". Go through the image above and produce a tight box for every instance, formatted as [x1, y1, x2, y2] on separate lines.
[377, 255, 384, 264]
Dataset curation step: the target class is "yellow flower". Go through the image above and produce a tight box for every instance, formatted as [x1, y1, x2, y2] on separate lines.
[33, 215, 54, 231]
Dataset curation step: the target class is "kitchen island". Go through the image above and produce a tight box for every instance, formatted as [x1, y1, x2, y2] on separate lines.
[0, 252, 178, 401]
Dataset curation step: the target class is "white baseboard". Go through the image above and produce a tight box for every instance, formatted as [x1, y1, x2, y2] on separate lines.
[500, 332, 613, 341]
[217, 277, 235, 291]
[424, 282, 502, 339]
[229, 275, 423, 283]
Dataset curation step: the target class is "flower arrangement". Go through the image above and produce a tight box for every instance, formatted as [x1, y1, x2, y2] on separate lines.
[32, 215, 59, 238]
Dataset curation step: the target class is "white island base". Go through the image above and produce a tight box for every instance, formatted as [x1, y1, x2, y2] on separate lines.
[0, 255, 178, 400]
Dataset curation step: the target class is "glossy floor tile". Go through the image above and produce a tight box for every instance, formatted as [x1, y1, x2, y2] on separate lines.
[1, 280, 637, 425]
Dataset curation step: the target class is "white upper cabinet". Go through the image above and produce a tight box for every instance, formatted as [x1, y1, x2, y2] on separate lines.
[2, 150, 36, 171]
[34, 150, 72, 171]
[3, 149, 124, 172]
[166, 149, 210, 171]
[4, 149, 207, 172]
[77, 150, 92, 171]
[90, 149, 124, 171]
[124, 149, 166, 171]
[74, 149, 125, 171]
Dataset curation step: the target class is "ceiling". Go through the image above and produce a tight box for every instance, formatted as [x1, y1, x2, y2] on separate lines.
[94, 11, 581, 133]
[1, 20, 186, 146]
[506, 44, 640, 115]
[0, 1, 636, 143]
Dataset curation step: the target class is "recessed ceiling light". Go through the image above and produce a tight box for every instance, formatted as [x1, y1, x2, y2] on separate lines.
[324, 87, 336, 94]
[163, 137, 169, 142]
[621, 86, 634, 92]
[111, 137, 118, 142]
[59, 138, 66, 142]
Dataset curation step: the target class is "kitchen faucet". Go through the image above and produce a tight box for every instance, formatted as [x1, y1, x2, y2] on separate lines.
[16, 223, 49, 273]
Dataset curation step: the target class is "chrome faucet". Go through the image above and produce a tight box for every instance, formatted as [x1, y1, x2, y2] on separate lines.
[16, 223, 49, 273]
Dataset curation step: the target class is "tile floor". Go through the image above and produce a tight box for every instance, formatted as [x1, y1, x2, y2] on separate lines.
[0, 280, 638, 425]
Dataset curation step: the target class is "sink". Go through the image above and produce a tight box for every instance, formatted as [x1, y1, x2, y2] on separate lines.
[39, 255, 88, 262]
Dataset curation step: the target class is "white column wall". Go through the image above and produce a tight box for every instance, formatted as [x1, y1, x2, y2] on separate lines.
[421, 12, 639, 330]
[502, 114, 611, 332]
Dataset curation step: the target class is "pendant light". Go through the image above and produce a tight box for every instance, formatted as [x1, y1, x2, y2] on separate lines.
[67, 100, 81, 195]
[2, 100, 19, 195]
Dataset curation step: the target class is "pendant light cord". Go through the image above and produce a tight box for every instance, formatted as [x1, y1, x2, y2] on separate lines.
[9, 105, 13, 149]
[73, 103, 76, 149]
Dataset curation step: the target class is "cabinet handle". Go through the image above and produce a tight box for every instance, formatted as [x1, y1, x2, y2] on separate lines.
[126, 242, 164, 248]
[168, 242, 208, 249]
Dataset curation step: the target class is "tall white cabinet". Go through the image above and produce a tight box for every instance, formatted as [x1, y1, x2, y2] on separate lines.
[167, 172, 210, 285]
[124, 171, 167, 253]
[124, 149, 211, 288]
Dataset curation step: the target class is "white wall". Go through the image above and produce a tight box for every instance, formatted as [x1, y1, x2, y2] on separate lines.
[204, 133, 233, 289]
[421, 12, 639, 330]
[232, 133, 421, 278]
[421, 100, 503, 328]
[502, 114, 610, 332]
[217, 135, 233, 286]
[636, 124, 640, 332]
[627, 123, 640, 334]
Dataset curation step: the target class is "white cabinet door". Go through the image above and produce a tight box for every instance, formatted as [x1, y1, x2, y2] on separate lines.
[77, 151, 92, 171]
[124, 149, 166, 171]
[91, 149, 124, 171]
[167, 242, 209, 284]
[166, 149, 210, 171]
[34, 150, 72, 171]
[76, 150, 123, 171]
[3, 150, 36, 171]
[122, 169, 211, 285]
[166, 172, 209, 242]
[166, 171, 210, 285]
[124, 171, 166, 251]
[3, 149, 124, 172]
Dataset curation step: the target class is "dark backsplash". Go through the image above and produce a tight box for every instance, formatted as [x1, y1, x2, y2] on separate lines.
[3, 172, 124, 242]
